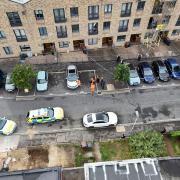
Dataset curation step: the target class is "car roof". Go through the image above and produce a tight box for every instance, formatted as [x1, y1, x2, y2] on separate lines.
[67, 65, 77, 70]
[37, 71, 46, 79]
[29, 108, 49, 118]
[167, 58, 178, 65]
[139, 62, 150, 68]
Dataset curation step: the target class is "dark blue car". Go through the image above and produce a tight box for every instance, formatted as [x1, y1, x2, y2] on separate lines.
[138, 62, 155, 83]
[164, 58, 180, 79]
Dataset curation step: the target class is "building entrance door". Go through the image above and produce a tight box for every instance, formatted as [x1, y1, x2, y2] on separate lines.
[43, 43, 55, 54]
[102, 37, 113, 47]
[130, 34, 141, 44]
[73, 40, 85, 50]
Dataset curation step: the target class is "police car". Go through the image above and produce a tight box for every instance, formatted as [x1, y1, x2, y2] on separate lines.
[26, 107, 64, 125]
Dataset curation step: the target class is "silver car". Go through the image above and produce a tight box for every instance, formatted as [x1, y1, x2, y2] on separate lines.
[5, 73, 15, 92]
[128, 64, 140, 86]
[66, 65, 79, 89]
[36, 71, 48, 91]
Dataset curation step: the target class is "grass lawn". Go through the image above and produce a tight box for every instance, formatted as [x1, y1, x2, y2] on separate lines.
[100, 139, 132, 161]
[168, 136, 180, 156]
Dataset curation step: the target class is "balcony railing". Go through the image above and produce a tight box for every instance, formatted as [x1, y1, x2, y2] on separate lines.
[88, 29, 98, 35]
[88, 14, 99, 20]
[16, 37, 28, 42]
[57, 32, 68, 38]
[118, 27, 128, 32]
[9, 19, 22, 27]
[120, 11, 131, 17]
[54, 17, 67, 23]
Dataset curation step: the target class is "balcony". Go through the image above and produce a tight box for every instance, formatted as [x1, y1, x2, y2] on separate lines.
[9, 19, 22, 27]
[16, 37, 28, 42]
[54, 17, 67, 23]
[57, 32, 67, 38]
[88, 14, 99, 20]
[118, 27, 128, 32]
[120, 12, 131, 17]
[88, 29, 98, 35]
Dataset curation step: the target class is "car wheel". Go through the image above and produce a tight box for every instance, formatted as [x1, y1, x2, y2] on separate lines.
[109, 124, 115, 127]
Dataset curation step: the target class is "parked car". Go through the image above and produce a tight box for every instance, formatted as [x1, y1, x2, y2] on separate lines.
[0, 117, 17, 135]
[66, 65, 79, 89]
[36, 71, 48, 91]
[138, 62, 155, 83]
[164, 58, 180, 79]
[5, 73, 15, 92]
[83, 111, 118, 128]
[152, 60, 170, 82]
[0, 69, 5, 88]
[26, 107, 64, 125]
[128, 63, 140, 86]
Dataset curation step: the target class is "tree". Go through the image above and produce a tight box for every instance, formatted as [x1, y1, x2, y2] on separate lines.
[12, 64, 36, 91]
[128, 130, 167, 158]
[114, 64, 129, 82]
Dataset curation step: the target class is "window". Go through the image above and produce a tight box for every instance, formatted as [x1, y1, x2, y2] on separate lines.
[137, 1, 145, 11]
[171, 29, 180, 36]
[0, 30, 6, 39]
[6, 12, 22, 27]
[162, 15, 171, 24]
[121, 3, 132, 17]
[88, 5, 99, 20]
[3, 47, 13, 55]
[72, 24, 79, 33]
[176, 16, 180, 26]
[117, 35, 126, 42]
[104, 4, 112, 14]
[88, 38, 98, 45]
[133, 18, 141, 27]
[20, 45, 31, 52]
[53, 8, 66, 23]
[13, 29, 27, 42]
[70, 7, 78, 17]
[34, 10, 44, 20]
[88, 23, 98, 35]
[38, 27, 48, 36]
[59, 41, 69, 48]
[103, 21, 110, 30]
[152, 2, 164, 14]
[118, 20, 129, 32]
[56, 26, 67, 38]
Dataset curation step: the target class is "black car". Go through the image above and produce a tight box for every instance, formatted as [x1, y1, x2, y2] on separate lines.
[137, 62, 155, 84]
[152, 60, 170, 82]
[0, 69, 5, 87]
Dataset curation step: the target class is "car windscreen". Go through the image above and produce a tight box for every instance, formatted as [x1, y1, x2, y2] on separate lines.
[0, 119, 7, 130]
[67, 74, 78, 81]
[87, 114, 93, 122]
[174, 66, 180, 72]
[38, 79, 47, 84]
[144, 68, 152, 76]
[130, 70, 138, 78]
[159, 67, 168, 74]
[47, 108, 54, 118]
[96, 113, 109, 123]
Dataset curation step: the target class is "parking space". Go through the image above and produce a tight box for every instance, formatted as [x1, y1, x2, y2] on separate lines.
[35, 70, 96, 96]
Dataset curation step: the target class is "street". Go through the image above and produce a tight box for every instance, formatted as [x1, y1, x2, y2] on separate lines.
[0, 85, 180, 134]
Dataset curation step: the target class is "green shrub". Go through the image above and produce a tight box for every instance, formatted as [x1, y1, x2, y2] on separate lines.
[129, 130, 167, 158]
[170, 131, 180, 137]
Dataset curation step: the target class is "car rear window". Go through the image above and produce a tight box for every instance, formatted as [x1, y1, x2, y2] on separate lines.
[87, 114, 93, 122]
[0, 119, 7, 130]
[69, 69, 75, 74]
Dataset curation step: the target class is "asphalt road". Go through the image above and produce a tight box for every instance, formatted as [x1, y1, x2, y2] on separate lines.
[0, 85, 180, 134]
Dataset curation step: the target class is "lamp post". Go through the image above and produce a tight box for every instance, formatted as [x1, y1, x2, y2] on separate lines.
[130, 111, 139, 135]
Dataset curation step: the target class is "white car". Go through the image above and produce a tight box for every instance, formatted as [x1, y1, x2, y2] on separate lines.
[83, 111, 118, 128]
[5, 73, 15, 92]
[0, 117, 17, 135]
[36, 71, 48, 91]
[66, 65, 79, 89]
[128, 64, 140, 86]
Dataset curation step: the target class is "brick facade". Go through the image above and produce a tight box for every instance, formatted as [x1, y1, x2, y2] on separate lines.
[0, 0, 180, 58]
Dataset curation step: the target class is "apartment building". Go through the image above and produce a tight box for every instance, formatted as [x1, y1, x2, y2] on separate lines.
[0, 0, 180, 58]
